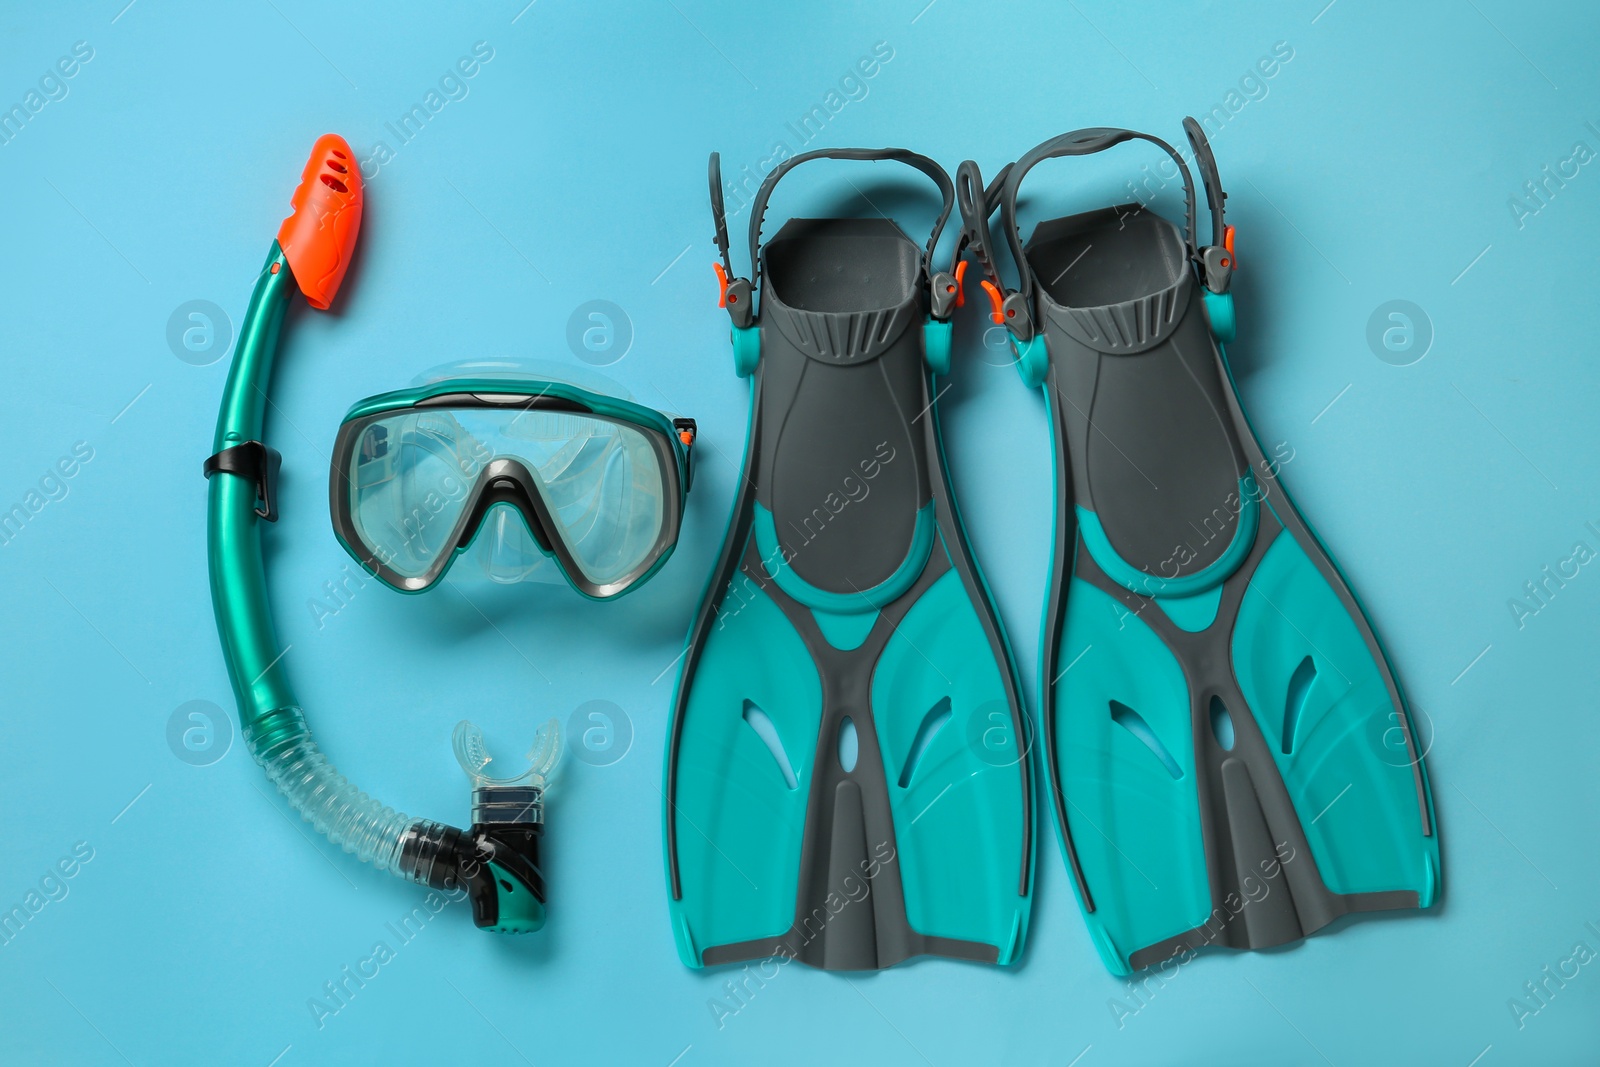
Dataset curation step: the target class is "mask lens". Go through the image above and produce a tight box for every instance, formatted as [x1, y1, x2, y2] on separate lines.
[341, 402, 669, 592]
[496, 407, 665, 586]
[348, 410, 483, 581]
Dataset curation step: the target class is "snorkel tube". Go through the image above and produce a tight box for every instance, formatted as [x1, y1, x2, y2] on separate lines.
[205, 135, 554, 932]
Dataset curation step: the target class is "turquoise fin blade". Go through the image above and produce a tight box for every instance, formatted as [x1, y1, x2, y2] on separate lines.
[1004, 128, 1441, 974]
[665, 181, 1032, 971]
[669, 543, 821, 961]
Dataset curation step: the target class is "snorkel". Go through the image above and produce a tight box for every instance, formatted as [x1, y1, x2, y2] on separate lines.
[204, 136, 555, 932]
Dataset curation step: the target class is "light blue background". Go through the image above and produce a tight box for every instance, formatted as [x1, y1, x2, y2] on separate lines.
[2, 1, 1598, 1064]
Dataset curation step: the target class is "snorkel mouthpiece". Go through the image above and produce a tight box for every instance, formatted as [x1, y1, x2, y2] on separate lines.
[446, 720, 562, 933]
[276, 133, 362, 310]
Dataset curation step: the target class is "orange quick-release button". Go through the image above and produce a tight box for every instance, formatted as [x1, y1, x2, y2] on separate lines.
[951, 260, 968, 308]
[679, 428, 696, 446]
[980, 280, 1006, 325]
[712, 262, 731, 308]
[1222, 224, 1236, 268]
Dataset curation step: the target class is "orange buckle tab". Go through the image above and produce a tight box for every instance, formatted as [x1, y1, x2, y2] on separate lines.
[1222, 224, 1236, 268]
[713, 262, 731, 308]
[980, 280, 1006, 325]
[673, 418, 697, 448]
[952, 260, 968, 308]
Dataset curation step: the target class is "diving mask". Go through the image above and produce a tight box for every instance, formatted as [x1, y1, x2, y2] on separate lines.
[330, 376, 695, 598]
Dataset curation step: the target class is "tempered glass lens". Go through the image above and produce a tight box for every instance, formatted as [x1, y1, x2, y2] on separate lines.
[346, 405, 667, 587]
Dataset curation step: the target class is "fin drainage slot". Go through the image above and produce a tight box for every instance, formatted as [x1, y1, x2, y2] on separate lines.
[1283, 656, 1316, 754]
[837, 717, 859, 773]
[898, 697, 952, 788]
[1110, 700, 1183, 779]
[743, 700, 798, 789]
[1209, 696, 1235, 751]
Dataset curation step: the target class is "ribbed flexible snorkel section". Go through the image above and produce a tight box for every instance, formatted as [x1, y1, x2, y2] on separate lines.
[246, 706, 415, 874]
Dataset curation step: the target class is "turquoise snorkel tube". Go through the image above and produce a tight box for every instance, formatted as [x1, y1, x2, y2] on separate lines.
[205, 135, 555, 932]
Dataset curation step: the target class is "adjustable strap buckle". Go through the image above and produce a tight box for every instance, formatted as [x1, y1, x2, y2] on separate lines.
[713, 263, 754, 329]
[979, 281, 1036, 342]
[1201, 224, 1236, 294]
[672, 418, 698, 491]
[929, 261, 967, 322]
[204, 440, 282, 522]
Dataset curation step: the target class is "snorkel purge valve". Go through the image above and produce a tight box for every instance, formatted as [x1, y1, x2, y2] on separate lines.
[204, 135, 555, 933]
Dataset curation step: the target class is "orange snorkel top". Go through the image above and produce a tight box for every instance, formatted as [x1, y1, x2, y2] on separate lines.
[275, 133, 362, 310]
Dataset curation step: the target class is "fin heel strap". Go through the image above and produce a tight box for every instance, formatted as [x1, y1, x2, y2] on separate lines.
[708, 148, 957, 323]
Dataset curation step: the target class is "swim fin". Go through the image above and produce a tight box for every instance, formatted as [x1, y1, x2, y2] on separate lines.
[663, 149, 1033, 971]
[960, 120, 1440, 975]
